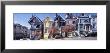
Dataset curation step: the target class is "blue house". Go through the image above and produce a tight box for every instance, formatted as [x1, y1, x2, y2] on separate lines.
[91, 14, 97, 32]
[78, 13, 92, 36]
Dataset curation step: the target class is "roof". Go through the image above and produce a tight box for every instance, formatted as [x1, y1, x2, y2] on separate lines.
[66, 13, 73, 19]
[43, 16, 53, 22]
[22, 26, 28, 29]
[78, 13, 97, 18]
[91, 15, 97, 18]
[54, 13, 65, 21]
[78, 16, 89, 18]
[28, 15, 43, 25]
[14, 24, 21, 27]
[78, 13, 89, 18]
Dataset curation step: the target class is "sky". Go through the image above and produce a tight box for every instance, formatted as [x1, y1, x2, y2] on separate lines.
[13, 13, 96, 29]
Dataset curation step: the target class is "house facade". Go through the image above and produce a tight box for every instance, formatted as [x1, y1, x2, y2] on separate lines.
[14, 24, 30, 40]
[53, 13, 65, 29]
[65, 13, 77, 31]
[28, 15, 43, 39]
[52, 14, 66, 38]
[78, 13, 92, 36]
[91, 15, 97, 32]
[43, 17, 53, 39]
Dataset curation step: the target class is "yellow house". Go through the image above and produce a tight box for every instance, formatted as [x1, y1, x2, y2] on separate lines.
[43, 17, 53, 39]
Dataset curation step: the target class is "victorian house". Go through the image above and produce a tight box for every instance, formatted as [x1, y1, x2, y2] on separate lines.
[28, 15, 43, 39]
[14, 24, 30, 40]
[52, 14, 66, 38]
[65, 13, 77, 31]
[43, 17, 53, 39]
[91, 14, 97, 32]
[77, 13, 92, 36]
[53, 13, 65, 29]
[64, 13, 78, 37]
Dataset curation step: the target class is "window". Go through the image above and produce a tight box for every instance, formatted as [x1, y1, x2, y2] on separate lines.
[36, 25, 40, 28]
[84, 20, 89, 23]
[45, 29, 47, 33]
[62, 22, 65, 26]
[80, 24, 83, 29]
[80, 19, 82, 23]
[93, 18, 95, 21]
[93, 24, 95, 28]
[68, 21, 69, 24]
[73, 21, 75, 24]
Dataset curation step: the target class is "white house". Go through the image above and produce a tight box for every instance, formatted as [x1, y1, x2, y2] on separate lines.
[43, 17, 53, 39]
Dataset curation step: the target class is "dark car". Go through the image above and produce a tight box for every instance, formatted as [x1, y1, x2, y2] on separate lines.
[85, 32, 97, 37]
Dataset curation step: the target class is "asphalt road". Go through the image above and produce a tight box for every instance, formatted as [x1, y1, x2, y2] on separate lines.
[41, 37, 97, 40]
[20, 37, 97, 40]
[62, 37, 97, 40]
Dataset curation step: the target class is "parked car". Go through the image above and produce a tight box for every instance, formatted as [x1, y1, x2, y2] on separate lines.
[85, 32, 97, 37]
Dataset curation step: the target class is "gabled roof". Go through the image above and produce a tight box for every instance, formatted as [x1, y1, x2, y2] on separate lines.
[22, 26, 28, 29]
[28, 15, 43, 25]
[35, 16, 43, 23]
[78, 16, 89, 18]
[14, 24, 21, 27]
[91, 15, 97, 18]
[54, 13, 65, 21]
[78, 13, 89, 18]
[66, 13, 73, 19]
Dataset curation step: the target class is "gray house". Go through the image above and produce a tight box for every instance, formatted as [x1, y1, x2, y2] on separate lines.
[78, 13, 92, 36]
[53, 13, 65, 29]
[28, 15, 43, 39]
[14, 24, 30, 40]
[91, 15, 97, 32]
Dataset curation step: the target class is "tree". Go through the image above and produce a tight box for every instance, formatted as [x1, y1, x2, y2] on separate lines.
[48, 26, 57, 38]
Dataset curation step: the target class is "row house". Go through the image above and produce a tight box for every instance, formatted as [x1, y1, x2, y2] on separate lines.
[27, 13, 96, 39]
[14, 24, 30, 40]
[65, 13, 77, 31]
[43, 17, 53, 39]
[91, 15, 97, 32]
[65, 13, 78, 37]
[28, 15, 43, 39]
[52, 14, 66, 38]
[77, 13, 92, 36]
[65, 13, 97, 36]
[53, 13, 65, 29]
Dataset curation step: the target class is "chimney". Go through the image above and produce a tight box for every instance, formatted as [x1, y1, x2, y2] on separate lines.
[56, 13, 58, 17]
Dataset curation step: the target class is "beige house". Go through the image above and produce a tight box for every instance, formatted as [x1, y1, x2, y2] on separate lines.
[43, 17, 53, 39]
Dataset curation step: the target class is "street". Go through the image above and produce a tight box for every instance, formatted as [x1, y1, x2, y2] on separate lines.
[40, 37, 97, 40]
[20, 36, 97, 40]
[62, 37, 97, 40]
